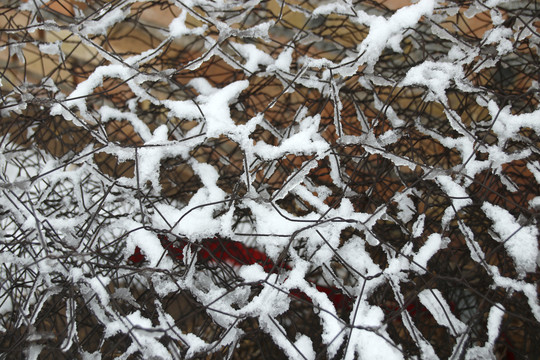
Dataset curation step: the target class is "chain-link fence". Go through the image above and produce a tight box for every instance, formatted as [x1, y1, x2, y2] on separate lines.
[1, 0, 539, 359]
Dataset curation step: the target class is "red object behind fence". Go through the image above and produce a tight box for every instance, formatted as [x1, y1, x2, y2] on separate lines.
[128, 234, 352, 309]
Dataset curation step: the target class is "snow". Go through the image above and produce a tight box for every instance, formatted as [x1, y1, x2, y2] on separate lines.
[345, 298, 403, 360]
[80, 6, 128, 36]
[164, 79, 249, 137]
[390, 280, 439, 359]
[122, 220, 175, 269]
[412, 234, 449, 274]
[530, 196, 540, 210]
[487, 101, 540, 145]
[24, 344, 44, 360]
[527, 161, 540, 184]
[169, 10, 206, 38]
[302, 283, 345, 358]
[338, 236, 382, 279]
[483, 26, 514, 55]
[81, 351, 102, 360]
[394, 190, 416, 224]
[232, 43, 274, 73]
[252, 115, 329, 160]
[19, 0, 47, 12]
[51, 64, 137, 122]
[238, 263, 267, 282]
[217, 20, 274, 40]
[418, 289, 467, 336]
[38, 41, 62, 56]
[490, 271, 540, 321]
[354, 0, 436, 70]
[87, 275, 111, 306]
[272, 160, 319, 201]
[401, 61, 467, 102]
[436, 175, 472, 228]
[482, 202, 538, 275]
[486, 304, 505, 345]
[294, 335, 316, 360]
[269, 47, 294, 72]
[242, 199, 302, 259]
[411, 214, 425, 238]
[465, 304, 505, 359]
[99, 106, 152, 142]
[105, 310, 173, 359]
[313, 3, 355, 17]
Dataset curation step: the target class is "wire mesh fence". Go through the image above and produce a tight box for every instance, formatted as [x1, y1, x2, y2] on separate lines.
[0, 0, 539, 359]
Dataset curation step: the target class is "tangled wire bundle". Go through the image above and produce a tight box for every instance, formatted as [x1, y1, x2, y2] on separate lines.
[0, 0, 539, 358]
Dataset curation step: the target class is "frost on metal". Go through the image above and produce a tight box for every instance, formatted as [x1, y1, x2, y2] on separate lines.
[0, 0, 538, 358]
